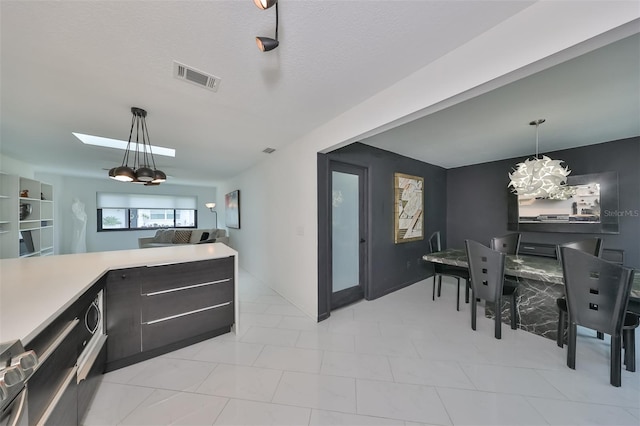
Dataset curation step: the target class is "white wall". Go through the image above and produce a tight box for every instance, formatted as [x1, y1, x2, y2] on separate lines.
[222, 3, 640, 320]
[34, 173, 219, 254]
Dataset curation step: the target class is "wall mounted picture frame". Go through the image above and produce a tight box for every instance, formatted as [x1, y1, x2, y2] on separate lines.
[225, 190, 241, 229]
[394, 173, 424, 243]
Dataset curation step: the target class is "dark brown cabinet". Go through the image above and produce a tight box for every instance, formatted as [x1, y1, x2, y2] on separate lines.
[105, 257, 235, 371]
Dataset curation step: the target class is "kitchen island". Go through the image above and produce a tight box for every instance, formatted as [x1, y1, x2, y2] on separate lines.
[0, 243, 238, 344]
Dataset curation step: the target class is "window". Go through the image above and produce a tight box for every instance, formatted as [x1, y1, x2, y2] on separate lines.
[97, 193, 197, 231]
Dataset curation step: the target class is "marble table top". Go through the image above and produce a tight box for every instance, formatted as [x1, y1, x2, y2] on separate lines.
[423, 249, 640, 299]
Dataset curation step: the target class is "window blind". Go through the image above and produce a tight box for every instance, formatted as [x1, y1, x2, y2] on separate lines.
[97, 192, 197, 209]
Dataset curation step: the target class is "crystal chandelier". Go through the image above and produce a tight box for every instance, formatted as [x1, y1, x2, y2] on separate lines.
[508, 119, 570, 198]
[108, 107, 167, 185]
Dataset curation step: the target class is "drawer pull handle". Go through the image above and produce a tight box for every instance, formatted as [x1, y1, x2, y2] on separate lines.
[144, 302, 231, 325]
[144, 279, 230, 296]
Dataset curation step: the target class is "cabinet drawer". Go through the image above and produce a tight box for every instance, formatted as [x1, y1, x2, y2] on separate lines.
[141, 280, 233, 323]
[141, 303, 234, 352]
[140, 257, 233, 294]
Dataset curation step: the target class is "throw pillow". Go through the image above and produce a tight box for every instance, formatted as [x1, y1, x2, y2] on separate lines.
[158, 229, 175, 243]
[152, 229, 166, 243]
[173, 230, 192, 244]
[199, 232, 210, 241]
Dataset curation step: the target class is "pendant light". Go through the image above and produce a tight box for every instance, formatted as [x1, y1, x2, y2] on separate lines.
[110, 107, 167, 185]
[508, 119, 570, 198]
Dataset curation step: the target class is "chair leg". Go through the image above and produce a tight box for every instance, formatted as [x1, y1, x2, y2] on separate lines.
[495, 298, 502, 339]
[509, 292, 517, 330]
[623, 328, 636, 372]
[567, 321, 577, 370]
[432, 275, 436, 301]
[437, 276, 442, 297]
[611, 333, 622, 387]
[465, 280, 470, 303]
[456, 277, 461, 311]
[557, 308, 565, 348]
[471, 294, 477, 331]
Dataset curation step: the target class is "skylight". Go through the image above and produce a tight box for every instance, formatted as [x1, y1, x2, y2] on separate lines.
[73, 132, 176, 157]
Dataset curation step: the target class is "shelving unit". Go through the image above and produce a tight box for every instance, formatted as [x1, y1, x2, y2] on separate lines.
[0, 172, 55, 258]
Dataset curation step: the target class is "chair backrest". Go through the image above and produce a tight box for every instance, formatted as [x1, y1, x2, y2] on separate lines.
[428, 231, 442, 254]
[560, 246, 634, 336]
[465, 239, 506, 303]
[559, 237, 603, 258]
[490, 233, 521, 255]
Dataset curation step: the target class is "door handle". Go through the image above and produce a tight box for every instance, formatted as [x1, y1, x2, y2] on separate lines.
[360, 238, 366, 243]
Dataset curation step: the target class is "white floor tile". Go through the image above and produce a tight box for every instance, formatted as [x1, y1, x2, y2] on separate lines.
[214, 399, 311, 425]
[196, 363, 283, 402]
[296, 330, 355, 352]
[118, 389, 228, 425]
[309, 409, 404, 425]
[239, 312, 282, 328]
[273, 371, 357, 413]
[326, 318, 382, 336]
[388, 357, 474, 389]
[82, 382, 154, 425]
[106, 357, 217, 392]
[354, 334, 420, 358]
[536, 368, 640, 407]
[527, 396, 640, 425]
[265, 303, 307, 317]
[436, 387, 548, 425]
[356, 379, 451, 425]
[240, 325, 300, 346]
[320, 351, 393, 381]
[88, 273, 640, 425]
[277, 315, 329, 332]
[190, 340, 265, 366]
[253, 345, 323, 373]
[460, 363, 566, 398]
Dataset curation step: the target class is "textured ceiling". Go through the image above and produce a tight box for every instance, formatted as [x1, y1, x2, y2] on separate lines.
[1, 1, 637, 186]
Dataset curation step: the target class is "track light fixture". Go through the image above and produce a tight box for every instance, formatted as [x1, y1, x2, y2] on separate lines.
[254, 0, 279, 52]
[109, 107, 168, 185]
[253, 0, 276, 10]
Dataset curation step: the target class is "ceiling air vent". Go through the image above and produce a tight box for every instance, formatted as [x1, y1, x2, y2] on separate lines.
[173, 61, 221, 92]
[263, 147, 276, 154]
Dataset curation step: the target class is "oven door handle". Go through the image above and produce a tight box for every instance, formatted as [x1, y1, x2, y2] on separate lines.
[5, 387, 27, 426]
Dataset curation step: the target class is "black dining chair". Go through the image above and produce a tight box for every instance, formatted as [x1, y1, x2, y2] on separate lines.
[428, 231, 470, 311]
[490, 233, 521, 255]
[556, 238, 604, 347]
[465, 239, 518, 339]
[560, 246, 636, 387]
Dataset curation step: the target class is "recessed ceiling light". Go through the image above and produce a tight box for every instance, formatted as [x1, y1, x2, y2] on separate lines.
[73, 132, 176, 157]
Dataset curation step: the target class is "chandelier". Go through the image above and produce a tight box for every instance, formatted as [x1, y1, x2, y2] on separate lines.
[109, 107, 167, 185]
[508, 119, 570, 198]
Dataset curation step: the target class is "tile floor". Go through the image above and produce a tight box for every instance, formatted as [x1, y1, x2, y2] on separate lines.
[84, 270, 640, 425]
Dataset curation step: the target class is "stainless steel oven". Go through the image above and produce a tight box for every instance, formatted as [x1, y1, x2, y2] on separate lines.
[0, 341, 38, 426]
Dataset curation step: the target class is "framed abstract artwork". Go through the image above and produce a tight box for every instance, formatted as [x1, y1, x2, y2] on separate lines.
[225, 190, 241, 229]
[394, 173, 423, 243]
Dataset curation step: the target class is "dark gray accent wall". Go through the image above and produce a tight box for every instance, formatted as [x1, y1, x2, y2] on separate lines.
[318, 143, 447, 319]
[447, 137, 640, 268]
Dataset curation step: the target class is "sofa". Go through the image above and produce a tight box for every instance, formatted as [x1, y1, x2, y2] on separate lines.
[138, 228, 229, 248]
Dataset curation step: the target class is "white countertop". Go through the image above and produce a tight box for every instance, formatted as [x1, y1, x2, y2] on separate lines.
[0, 243, 238, 344]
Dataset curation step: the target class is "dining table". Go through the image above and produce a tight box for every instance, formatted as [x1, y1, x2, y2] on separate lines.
[423, 249, 640, 341]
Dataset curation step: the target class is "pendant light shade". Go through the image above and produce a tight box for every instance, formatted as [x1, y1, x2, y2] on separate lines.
[256, 37, 279, 52]
[508, 119, 570, 198]
[253, 0, 276, 10]
[109, 107, 168, 185]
